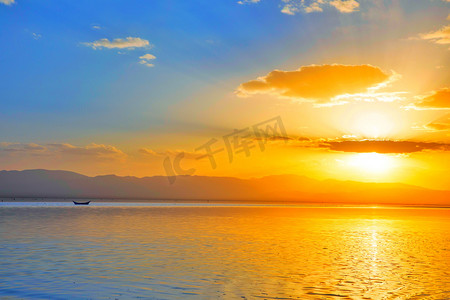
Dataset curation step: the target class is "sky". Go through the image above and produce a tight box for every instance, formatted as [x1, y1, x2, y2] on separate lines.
[0, 0, 449, 190]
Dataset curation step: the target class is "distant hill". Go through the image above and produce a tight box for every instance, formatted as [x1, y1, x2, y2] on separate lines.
[0, 169, 449, 205]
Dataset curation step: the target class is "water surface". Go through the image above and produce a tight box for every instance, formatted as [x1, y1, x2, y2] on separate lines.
[1, 203, 449, 299]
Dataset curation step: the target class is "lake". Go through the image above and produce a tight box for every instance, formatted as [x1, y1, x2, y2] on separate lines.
[0, 202, 449, 299]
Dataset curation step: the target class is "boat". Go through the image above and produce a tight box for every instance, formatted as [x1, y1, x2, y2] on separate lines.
[73, 200, 91, 205]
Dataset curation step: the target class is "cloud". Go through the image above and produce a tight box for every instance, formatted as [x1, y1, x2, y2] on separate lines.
[409, 88, 450, 110]
[139, 148, 202, 159]
[0, 142, 126, 160]
[263, 135, 450, 154]
[281, 4, 301, 15]
[253, 135, 295, 141]
[237, 0, 260, 4]
[32, 33, 41, 40]
[140, 54, 156, 60]
[0, 143, 47, 153]
[304, 1, 323, 13]
[277, 136, 450, 153]
[332, 91, 406, 104]
[0, 0, 15, 5]
[48, 143, 126, 158]
[426, 122, 450, 131]
[329, 0, 359, 13]
[139, 53, 156, 67]
[138, 148, 159, 156]
[83, 37, 151, 50]
[319, 140, 450, 153]
[281, 0, 359, 15]
[424, 114, 450, 131]
[236, 64, 391, 103]
[418, 25, 450, 45]
[138, 61, 154, 67]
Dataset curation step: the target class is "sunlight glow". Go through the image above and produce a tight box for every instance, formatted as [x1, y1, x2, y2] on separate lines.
[353, 112, 395, 138]
[347, 153, 394, 174]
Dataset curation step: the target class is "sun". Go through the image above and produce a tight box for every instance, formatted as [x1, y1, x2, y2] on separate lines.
[347, 153, 394, 174]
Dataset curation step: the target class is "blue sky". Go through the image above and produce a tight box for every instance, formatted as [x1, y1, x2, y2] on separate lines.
[1, 1, 447, 142]
[1, 0, 327, 141]
[1, 0, 449, 187]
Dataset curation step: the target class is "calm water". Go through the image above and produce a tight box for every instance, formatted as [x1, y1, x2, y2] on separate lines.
[0, 203, 449, 299]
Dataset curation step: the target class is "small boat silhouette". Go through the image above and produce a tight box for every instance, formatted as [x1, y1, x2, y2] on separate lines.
[73, 200, 91, 205]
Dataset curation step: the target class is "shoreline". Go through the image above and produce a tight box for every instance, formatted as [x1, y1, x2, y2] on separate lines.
[1, 198, 449, 209]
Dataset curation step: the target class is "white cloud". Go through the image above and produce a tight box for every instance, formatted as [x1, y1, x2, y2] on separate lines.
[281, 4, 301, 15]
[280, 0, 359, 15]
[329, 0, 359, 13]
[332, 91, 407, 105]
[140, 54, 156, 60]
[139, 53, 156, 67]
[237, 0, 260, 4]
[304, 1, 323, 13]
[0, 0, 15, 5]
[83, 37, 151, 50]
[139, 61, 154, 67]
[32, 33, 42, 40]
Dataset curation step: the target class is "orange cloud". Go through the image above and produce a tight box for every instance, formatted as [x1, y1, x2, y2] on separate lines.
[281, 137, 450, 153]
[425, 114, 450, 131]
[236, 64, 391, 103]
[426, 122, 450, 131]
[418, 25, 450, 45]
[412, 88, 450, 110]
[320, 140, 450, 153]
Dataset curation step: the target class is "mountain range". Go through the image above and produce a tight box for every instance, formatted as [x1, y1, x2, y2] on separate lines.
[0, 169, 449, 205]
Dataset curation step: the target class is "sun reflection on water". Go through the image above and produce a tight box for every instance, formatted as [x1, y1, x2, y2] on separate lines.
[0, 205, 449, 299]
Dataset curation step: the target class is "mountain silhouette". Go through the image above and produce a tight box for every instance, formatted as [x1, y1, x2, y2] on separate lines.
[0, 169, 448, 205]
